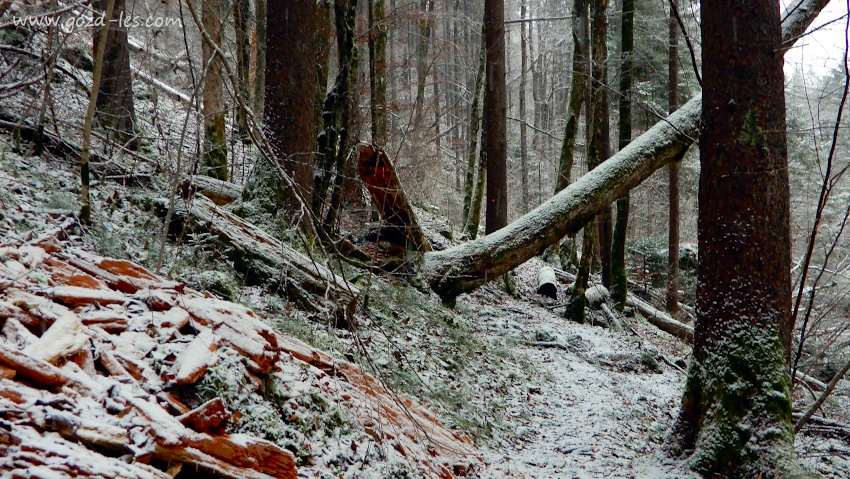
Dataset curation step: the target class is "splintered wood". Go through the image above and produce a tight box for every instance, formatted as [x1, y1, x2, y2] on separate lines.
[0, 232, 481, 478]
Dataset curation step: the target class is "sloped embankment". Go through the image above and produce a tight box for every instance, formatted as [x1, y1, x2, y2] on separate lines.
[0, 223, 480, 478]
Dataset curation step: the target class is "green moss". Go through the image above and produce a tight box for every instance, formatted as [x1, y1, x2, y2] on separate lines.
[686, 325, 800, 478]
[738, 109, 767, 148]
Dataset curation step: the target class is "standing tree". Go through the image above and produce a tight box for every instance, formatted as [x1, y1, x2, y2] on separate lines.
[665, 0, 681, 313]
[368, 0, 388, 144]
[483, 0, 507, 234]
[518, 0, 530, 214]
[588, 0, 612, 286]
[253, 0, 266, 119]
[201, 0, 227, 180]
[240, 1, 318, 217]
[233, 0, 252, 140]
[413, 0, 434, 131]
[610, 0, 633, 309]
[671, 0, 798, 475]
[461, 28, 486, 239]
[94, 0, 136, 149]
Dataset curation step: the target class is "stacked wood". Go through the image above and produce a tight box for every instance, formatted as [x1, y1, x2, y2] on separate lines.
[0, 230, 480, 478]
[158, 195, 359, 319]
[357, 144, 432, 253]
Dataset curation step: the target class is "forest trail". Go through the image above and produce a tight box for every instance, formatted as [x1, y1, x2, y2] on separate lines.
[457, 260, 697, 478]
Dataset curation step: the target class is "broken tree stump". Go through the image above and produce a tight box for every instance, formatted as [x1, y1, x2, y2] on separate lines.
[357, 144, 432, 252]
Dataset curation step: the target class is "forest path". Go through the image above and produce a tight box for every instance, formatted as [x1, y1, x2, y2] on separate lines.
[458, 259, 697, 478]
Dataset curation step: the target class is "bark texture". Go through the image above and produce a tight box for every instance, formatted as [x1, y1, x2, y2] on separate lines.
[94, 0, 136, 148]
[671, 0, 797, 475]
[368, 0, 388, 144]
[461, 28, 486, 238]
[201, 0, 228, 180]
[483, 0, 508, 234]
[665, 0, 681, 314]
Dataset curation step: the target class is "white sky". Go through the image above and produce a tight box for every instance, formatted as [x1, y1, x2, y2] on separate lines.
[784, 0, 850, 76]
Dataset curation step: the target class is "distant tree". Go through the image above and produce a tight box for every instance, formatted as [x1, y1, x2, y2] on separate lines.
[483, 0, 507, 234]
[201, 0, 227, 180]
[461, 27, 486, 239]
[518, 0, 530, 214]
[665, 0, 681, 314]
[94, 0, 137, 149]
[670, 0, 798, 475]
[413, 0, 434, 131]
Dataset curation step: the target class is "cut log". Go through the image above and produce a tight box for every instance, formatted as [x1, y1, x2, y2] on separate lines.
[51, 285, 128, 307]
[178, 398, 231, 434]
[357, 144, 432, 252]
[166, 328, 219, 385]
[585, 285, 610, 309]
[421, 0, 829, 301]
[0, 343, 71, 387]
[22, 310, 88, 364]
[158, 195, 358, 317]
[536, 266, 557, 299]
[626, 294, 694, 341]
[180, 174, 243, 205]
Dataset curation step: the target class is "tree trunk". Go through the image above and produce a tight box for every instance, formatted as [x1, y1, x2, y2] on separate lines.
[556, 0, 588, 193]
[670, 0, 798, 475]
[610, 0, 634, 310]
[201, 0, 228, 181]
[233, 0, 252, 141]
[566, 221, 595, 323]
[483, 0, 507, 234]
[94, 0, 137, 149]
[588, 0, 612, 288]
[316, 0, 359, 232]
[243, 0, 318, 214]
[368, 0, 388, 144]
[665, 0, 681, 314]
[413, 0, 434, 131]
[461, 27, 486, 238]
[421, 0, 828, 303]
[253, 0, 266, 119]
[518, 0, 530, 214]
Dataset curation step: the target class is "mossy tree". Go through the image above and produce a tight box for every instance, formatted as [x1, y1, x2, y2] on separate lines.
[670, 0, 799, 476]
[94, 0, 137, 149]
[201, 0, 227, 180]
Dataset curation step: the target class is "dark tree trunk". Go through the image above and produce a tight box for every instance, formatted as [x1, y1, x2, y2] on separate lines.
[368, 0, 388, 144]
[671, 0, 797, 475]
[94, 0, 136, 149]
[483, 0, 507, 234]
[246, 0, 318, 212]
[201, 0, 227, 180]
[588, 0, 612, 287]
[556, 0, 588, 194]
[610, 0, 633, 310]
[413, 0, 434, 131]
[234, 0, 252, 140]
[666, 0, 681, 314]
[253, 0, 266, 119]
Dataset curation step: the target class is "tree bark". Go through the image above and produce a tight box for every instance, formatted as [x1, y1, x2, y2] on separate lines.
[665, 0, 681, 314]
[233, 0, 252, 141]
[483, 0, 507, 234]
[588, 0, 612, 288]
[421, 0, 828, 303]
[368, 0, 388, 144]
[201, 0, 228, 181]
[253, 0, 266, 119]
[413, 0, 434, 131]
[670, 0, 798, 475]
[94, 0, 136, 149]
[556, 0, 588, 193]
[461, 27, 486, 238]
[611, 0, 633, 310]
[518, 0, 530, 214]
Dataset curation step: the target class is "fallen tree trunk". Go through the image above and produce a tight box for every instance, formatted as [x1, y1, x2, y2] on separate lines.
[422, 0, 828, 302]
[625, 294, 694, 341]
[158, 196, 358, 318]
[180, 174, 243, 205]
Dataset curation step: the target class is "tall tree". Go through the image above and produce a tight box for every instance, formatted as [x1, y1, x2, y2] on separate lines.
[413, 0, 434, 131]
[588, 0, 612, 286]
[665, 0, 681, 314]
[233, 0, 252, 140]
[671, 0, 797, 475]
[253, 0, 266, 119]
[461, 28, 487, 239]
[483, 0, 507, 234]
[94, 0, 136, 148]
[201, 0, 227, 180]
[368, 0, 388, 144]
[611, 0, 633, 309]
[241, 1, 319, 215]
[518, 0, 530, 214]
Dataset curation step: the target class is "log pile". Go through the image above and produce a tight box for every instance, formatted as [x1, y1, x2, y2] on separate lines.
[0, 232, 480, 477]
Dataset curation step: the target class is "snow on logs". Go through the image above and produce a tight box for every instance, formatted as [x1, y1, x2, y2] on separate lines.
[0, 238, 479, 478]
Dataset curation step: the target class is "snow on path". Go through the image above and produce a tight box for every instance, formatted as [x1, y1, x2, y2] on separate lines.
[463, 261, 698, 478]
